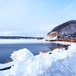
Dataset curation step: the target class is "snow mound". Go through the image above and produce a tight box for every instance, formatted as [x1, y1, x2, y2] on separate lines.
[0, 43, 76, 76]
[11, 48, 34, 63]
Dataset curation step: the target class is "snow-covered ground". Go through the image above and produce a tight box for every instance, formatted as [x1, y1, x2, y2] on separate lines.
[0, 42, 76, 76]
[0, 39, 49, 44]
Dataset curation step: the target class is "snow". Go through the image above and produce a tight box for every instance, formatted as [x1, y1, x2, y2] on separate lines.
[0, 43, 76, 76]
[44, 35, 57, 40]
[0, 39, 49, 44]
[0, 62, 13, 70]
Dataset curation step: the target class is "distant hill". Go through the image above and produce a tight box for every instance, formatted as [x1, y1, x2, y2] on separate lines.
[48, 20, 76, 39]
[0, 36, 44, 40]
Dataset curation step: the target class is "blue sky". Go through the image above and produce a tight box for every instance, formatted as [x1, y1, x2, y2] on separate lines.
[0, 0, 76, 36]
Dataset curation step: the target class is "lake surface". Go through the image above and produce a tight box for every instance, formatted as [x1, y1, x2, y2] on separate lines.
[0, 43, 57, 63]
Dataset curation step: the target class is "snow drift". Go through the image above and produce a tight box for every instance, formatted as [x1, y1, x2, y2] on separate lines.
[0, 43, 76, 76]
